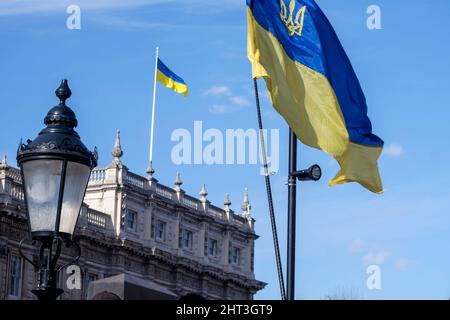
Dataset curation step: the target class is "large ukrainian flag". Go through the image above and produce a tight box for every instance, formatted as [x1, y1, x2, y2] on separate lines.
[157, 58, 188, 96]
[247, 0, 384, 193]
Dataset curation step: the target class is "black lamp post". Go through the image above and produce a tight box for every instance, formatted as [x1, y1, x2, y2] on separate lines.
[16, 79, 97, 300]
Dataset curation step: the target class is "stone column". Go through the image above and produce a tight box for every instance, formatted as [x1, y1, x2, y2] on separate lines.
[0, 242, 8, 300]
[221, 230, 230, 267]
[84, 159, 125, 236]
[197, 222, 207, 258]
[103, 131, 126, 235]
[173, 212, 181, 252]
[143, 203, 154, 243]
[246, 239, 255, 276]
[201, 274, 208, 298]
[224, 281, 232, 300]
[0, 156, 12, 204]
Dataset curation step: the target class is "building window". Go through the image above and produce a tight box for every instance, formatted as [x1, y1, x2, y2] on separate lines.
[87, 273, 98, 282]
[8, 255, 23, 298]
[126, 210, 137, 231]
[207, 238, 218, 257]
[85, 273, 98, 299]
[151, 217, 155, 238]
[86, 273, 98, 287]
[229, 246, 241, 265]
[180, 229, 193, 249]
[155, 220, 166, 241]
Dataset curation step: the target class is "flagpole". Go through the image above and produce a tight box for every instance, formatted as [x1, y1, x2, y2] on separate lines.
[253, 78, 286, 300]
[287, 128, 298, 300]
[148, 46, 159, 172]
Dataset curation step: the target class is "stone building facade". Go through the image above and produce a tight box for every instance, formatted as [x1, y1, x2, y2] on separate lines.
[0, 132, 266, 300]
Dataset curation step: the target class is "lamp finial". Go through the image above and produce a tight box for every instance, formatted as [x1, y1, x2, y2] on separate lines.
[55, 79, 72, 105]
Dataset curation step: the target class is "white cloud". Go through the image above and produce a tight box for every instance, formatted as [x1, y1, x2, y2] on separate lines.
[0, 0, 159, 16]
[382, 143, 405, 157]
[203, 85, 231, 96]
[394, 258, 410, 272]
[362, 251, 389, 266]
[204, 85, 252, 114]
[209, 104, 232, 114]
[92, 15, 172, 30]
[0, 0, 243, 16]
[348, 239, 365, 253]
[229, 95, 251, 107]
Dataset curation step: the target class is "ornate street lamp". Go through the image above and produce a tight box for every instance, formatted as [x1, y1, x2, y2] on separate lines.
[16, 79, 98, 300]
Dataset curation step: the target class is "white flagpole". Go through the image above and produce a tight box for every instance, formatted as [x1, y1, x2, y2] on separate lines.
[148, 47, 159, 172]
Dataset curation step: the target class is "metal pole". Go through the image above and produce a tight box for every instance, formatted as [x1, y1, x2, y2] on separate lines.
[287, 128, 297, 300]
[253, 78, 286, 300]
[149, 46, 159, 167]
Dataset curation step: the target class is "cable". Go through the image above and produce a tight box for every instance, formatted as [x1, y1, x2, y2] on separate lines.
[253, 78, 287, 300]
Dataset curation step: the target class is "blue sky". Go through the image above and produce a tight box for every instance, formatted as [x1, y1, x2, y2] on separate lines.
[1, 0, 450, 299]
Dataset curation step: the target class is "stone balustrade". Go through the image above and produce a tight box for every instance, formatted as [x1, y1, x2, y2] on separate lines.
[78, 206, 113, 231]
[89, 168, 106, 183]
[1, 163, 252, 231]
[10, 182, 24, 201]
[6, 167, 22, 182]
[125, 171, 146, 189]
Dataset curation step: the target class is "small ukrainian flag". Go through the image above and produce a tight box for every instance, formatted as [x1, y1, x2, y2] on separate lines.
[157, 58, 188, 96]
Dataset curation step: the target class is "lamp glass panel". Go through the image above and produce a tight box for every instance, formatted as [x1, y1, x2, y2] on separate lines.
[59, 161, 91, 235]
[22, 159, 63, 233]
[312, 166, 321, 180]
